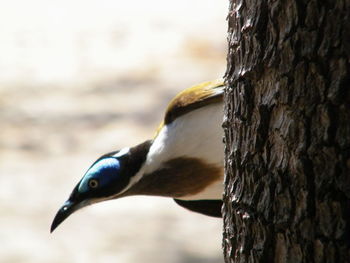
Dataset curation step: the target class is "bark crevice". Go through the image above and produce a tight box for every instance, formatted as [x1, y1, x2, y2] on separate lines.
[223, 0, 350, 262]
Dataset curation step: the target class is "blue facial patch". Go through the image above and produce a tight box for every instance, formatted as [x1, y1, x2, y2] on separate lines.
[78, 157, 121, 193]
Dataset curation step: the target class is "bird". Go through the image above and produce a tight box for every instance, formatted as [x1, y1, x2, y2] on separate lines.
[51, 79, 225, 233]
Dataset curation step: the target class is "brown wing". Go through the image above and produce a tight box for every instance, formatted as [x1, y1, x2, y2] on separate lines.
[164, 79, 224, 125]
[173, 199, 222, 217]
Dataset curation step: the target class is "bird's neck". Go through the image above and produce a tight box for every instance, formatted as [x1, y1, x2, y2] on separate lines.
[122, 155, 222, 199]
[124, 140, 152, 176]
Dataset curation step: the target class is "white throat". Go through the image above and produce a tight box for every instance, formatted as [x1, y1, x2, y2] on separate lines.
[146, 103, 223, 172]
[122, 103, 224, 200]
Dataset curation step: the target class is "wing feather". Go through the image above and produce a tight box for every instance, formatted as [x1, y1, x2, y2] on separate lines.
[173, 199, 222, 217]
[164, 79, 224, 125]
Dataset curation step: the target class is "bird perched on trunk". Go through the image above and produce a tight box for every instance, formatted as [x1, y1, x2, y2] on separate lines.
[51, 79, 225, 233]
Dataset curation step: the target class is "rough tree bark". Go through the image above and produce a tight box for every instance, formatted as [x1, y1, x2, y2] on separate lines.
[222, 0, 350, 262]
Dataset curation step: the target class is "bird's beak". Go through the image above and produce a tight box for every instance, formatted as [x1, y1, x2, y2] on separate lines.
[50, 199, 81, 233]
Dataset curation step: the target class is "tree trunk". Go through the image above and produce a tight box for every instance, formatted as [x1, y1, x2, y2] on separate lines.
[222, 0, 350, 262]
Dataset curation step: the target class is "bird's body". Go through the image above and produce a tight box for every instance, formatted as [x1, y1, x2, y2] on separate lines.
[51, 80, 225, 232]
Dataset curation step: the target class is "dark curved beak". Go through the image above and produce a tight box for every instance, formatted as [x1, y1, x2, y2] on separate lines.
[50, 200, 79, 233]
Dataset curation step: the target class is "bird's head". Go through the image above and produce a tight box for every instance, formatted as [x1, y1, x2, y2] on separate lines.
[50, 141, 151, 232]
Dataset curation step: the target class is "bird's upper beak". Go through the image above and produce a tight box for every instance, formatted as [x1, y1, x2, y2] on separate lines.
[50, 199, 82, 233]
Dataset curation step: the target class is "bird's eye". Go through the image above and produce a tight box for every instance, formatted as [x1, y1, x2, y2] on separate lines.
[88, 179, 99, 189]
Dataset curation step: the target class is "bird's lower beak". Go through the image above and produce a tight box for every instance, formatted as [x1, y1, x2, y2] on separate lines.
[50, 200, 80, 233]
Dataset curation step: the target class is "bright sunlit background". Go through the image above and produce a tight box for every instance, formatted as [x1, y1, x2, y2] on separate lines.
[0, 1, 228, 262]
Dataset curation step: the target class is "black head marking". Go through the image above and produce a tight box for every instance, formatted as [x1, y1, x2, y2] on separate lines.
[51, 140, 152, 232]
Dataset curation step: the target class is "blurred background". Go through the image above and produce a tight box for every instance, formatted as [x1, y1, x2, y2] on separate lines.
[0, 0, 227, 262]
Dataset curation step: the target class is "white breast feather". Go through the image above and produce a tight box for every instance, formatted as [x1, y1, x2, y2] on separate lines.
[143, 103, 224, 200]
